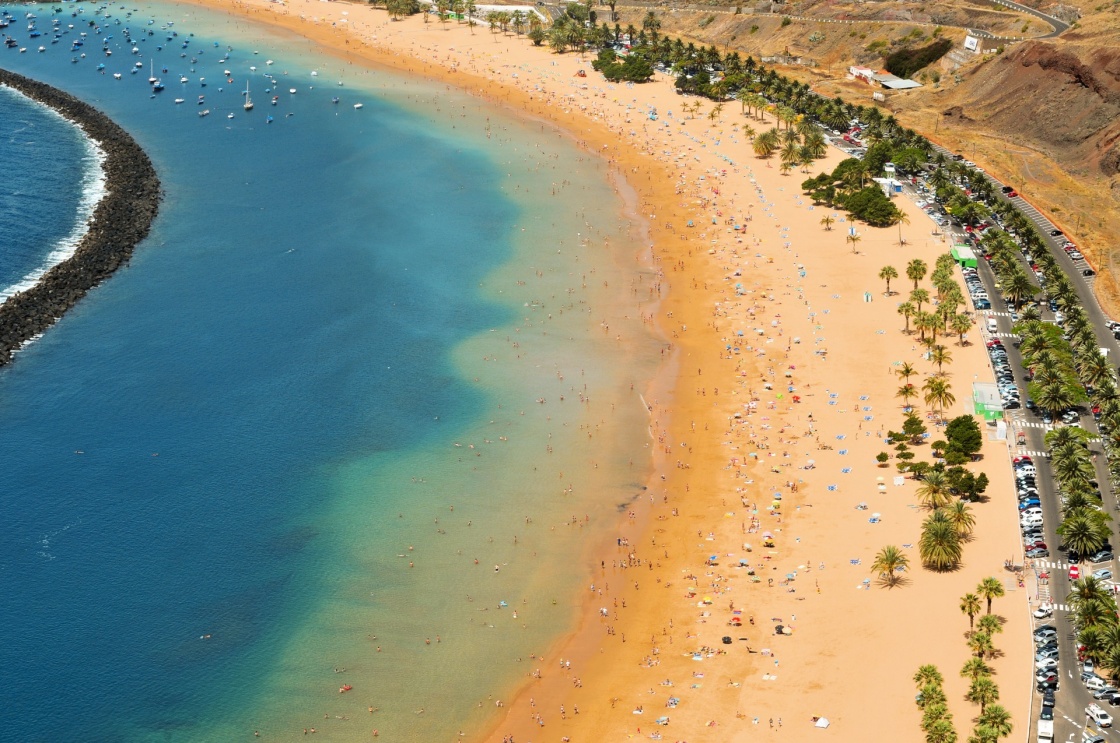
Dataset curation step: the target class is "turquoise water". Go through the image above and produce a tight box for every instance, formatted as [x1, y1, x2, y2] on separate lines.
[0, 4, 659, 741]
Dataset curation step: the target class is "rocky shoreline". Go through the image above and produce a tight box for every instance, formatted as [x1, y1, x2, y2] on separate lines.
[0, 67, 161, 366]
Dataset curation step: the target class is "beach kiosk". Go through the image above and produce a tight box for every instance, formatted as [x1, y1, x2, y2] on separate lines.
[951, 244, 978, 268]
[972, 382, 1002, 421]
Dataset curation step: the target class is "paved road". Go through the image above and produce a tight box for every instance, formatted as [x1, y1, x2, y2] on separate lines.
[986, 0, 1069, 38]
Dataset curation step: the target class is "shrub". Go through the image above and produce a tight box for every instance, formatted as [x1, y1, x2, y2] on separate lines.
[884, 38, 953, 78]
[780, 16, 792, 26]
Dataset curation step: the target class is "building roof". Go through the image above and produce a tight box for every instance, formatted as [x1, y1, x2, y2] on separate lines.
[873, 74, 923, 90]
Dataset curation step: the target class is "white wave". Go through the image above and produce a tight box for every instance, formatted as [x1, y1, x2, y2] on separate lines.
[0, 88, 109, 305]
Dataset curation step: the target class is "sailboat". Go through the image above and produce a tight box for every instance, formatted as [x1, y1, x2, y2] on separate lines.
[243, 79, 253, 111]
[147, 58, 156, 83]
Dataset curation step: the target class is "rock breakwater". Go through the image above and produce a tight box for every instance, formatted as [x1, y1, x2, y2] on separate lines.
[0, 67, 161, 366]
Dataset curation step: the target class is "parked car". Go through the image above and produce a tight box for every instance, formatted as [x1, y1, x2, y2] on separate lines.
[1089, 550, 1114, 563]
[1071, 565, 1082, 580]
[1094, 569, 1113, 581]
[1036, 658, 1058, 671]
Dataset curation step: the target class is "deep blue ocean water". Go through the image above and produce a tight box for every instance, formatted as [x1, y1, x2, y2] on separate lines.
[0, 3, 657, 741]
[0, 83, 99, 298]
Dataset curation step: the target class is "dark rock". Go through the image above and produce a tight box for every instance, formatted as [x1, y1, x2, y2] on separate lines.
[0, 67, 161, 367]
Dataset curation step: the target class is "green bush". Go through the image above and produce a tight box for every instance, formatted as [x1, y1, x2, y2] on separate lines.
[591, 49, 654, 83]
[884, 38, 953, 77]
[780, 16, 792, 27]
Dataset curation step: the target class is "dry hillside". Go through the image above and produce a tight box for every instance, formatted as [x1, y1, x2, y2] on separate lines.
[602, 0, 1120, 315]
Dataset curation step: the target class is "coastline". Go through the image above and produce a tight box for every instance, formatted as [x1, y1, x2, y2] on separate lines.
[127, 2, 1029, 740]
[0, 68, 161, 367]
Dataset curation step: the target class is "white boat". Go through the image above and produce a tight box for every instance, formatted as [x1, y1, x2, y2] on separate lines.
[353, 103, 363, 109]
[243, 79, 253, 111]
[227, 112, 234, 119]
[112, 72, 121, 79]
[179, 75, 187, 83]
[198, 109, 209, 117]
[265, 59, 273, 65]
[174, 98, 184, 104]
[148, 59, 156, 83]
[289, 88, 296, 94]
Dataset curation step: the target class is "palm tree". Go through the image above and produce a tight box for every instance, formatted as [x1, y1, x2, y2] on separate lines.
[871, 544, 909, 587]
[913, 664, 944, 689]
[920, 511, 961, 571]
[896, 210, 911, 246]
[946, 500, 976, 537]
[897, 383, 918, 409]
[977, 613, 1002, 636]
[960, 656, 992, 681]
[907, 258, 928, 291]
[1068, 575, 1112, 609]
[820, 215, 835, 231]
[641, 9, 661, 39]
[967, 630, 994, 659]
[951, 313, 974, 345]
[879, 265, 898, 295]
[898, 302, 915, 334]
[846, 232, 861, 254]
[896, 362, 917, 384]
[1058, 513, 1109, 560]
[916, 471, 952, 510]
[967, 676, 1000, 713]
[930, 345, 953, 376]
[960, 593, 982, 631]
[926, 718, 957, 743]
[976, 577, 1005, 615]
[977, 705, 1012, 740]
[910, 288, 930, 315]
[923, 377, 955, 420]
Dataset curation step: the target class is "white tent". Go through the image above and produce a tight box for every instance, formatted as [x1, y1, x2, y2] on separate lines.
[814, 717, 830, 729]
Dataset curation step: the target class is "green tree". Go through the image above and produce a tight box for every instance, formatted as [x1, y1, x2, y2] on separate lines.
[967, 630, 994, 659]
[960, 656, 992, 681]
[898, 301, 916, 334]
[976, 577, 1005, 615]
[920, 510, 961, 571]
[880, 265, 898, 295]
[907, 258, 928, 291]
[871, 544, 909, 587]
[966, 676, 999, 713]
[916, 471, 952, 511]
[977, 705, 1012, 741]
[977, 613, 1002, 636]
[946, 500, 976, 538]
[846, 232, 861, 254]
[960, 593, 981, 631]
[821, 214, 836, 231]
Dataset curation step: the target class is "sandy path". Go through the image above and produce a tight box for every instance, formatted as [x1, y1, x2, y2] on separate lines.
[176, 2, 1032, 740]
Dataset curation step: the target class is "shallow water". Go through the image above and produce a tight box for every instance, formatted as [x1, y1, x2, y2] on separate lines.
[0, 4, 660, 741]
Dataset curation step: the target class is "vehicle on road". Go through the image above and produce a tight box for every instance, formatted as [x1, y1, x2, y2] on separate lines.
[1034, 604, 1054, 619]
[1071, 565, 1082, 580]
[1087, 703, 1113, 727]
[1038, 718, 1054, 743]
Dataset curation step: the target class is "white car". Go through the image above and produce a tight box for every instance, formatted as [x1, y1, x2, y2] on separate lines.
[1087, 703, 1113, 727]
[1034, 604, 1054, 619]
[1036, 658, 1058, 671]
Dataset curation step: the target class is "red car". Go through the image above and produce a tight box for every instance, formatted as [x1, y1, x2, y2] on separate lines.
[1008, 191, 1018, 198]
[1070, 565, 1081, 580]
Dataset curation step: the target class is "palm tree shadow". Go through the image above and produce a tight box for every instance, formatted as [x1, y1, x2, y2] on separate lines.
[877, 575, 912, 589]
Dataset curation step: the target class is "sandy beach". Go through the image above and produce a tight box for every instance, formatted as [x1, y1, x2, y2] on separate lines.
[178, 2, 1032, 739]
